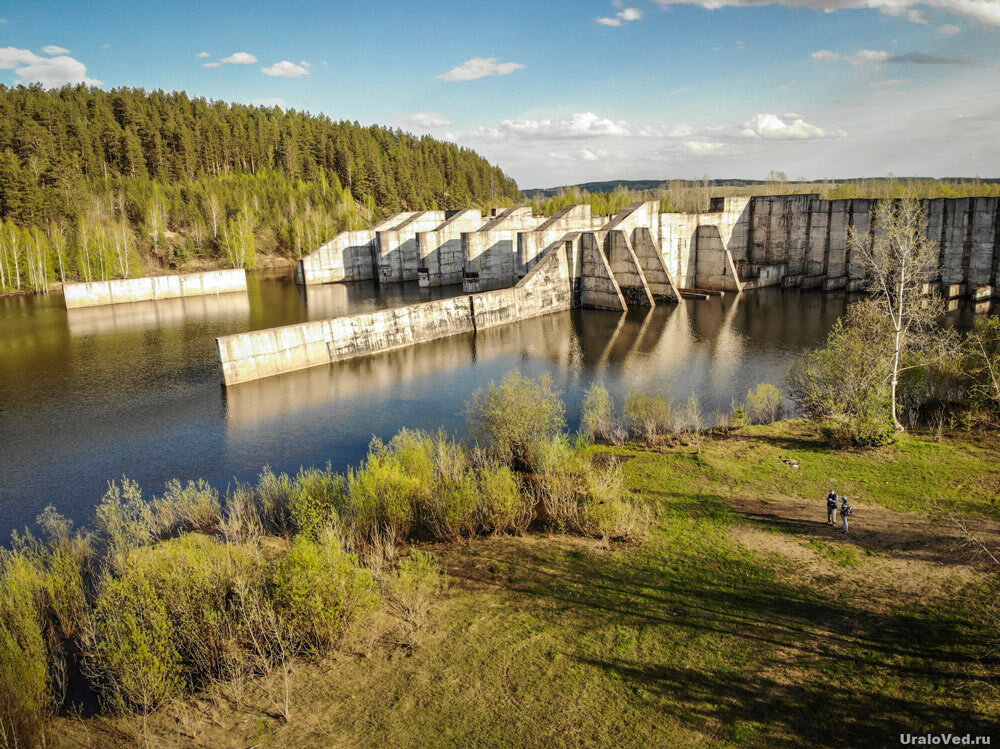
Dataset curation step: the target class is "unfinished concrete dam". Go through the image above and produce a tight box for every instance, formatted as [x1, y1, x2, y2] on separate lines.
[216, 194, 1000, 386]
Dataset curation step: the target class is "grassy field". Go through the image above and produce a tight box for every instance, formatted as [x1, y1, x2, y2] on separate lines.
[54, 420, 1000, 747]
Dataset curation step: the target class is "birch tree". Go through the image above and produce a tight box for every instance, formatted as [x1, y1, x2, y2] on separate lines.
[850, 197, 949, 431]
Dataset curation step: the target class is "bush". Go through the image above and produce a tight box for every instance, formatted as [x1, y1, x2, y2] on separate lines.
[0, 551, 51, 748]
[127, 534, 259, 686]
[288, 467, 345, 538]
[581, 382, 614, 442]
[221, 483, 264, 542]
[270, 529, 379, 655]
[88, 567, 184, 713]
[344, 432, 433, 547]
[152, 479, 222, 537]
[476, 460, 532, 534]
[624, 390, 674, 443]
[673, 393, 703, 435]
[94, 477, 153, 563]
[466, 371, 565, 469]
[745, 383, 784, 425]
[532, 438, 649, 541]
[385, 550, 443, 632]
[254, 467, 295, 534]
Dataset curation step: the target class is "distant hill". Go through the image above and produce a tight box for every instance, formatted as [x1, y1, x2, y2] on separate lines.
[522, 177, 1000, 199]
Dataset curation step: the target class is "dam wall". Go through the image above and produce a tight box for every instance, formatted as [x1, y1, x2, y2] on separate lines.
[416, 209, 485, 287]
[218, 235, 582, 386]
[376, 211, 448, 284]
[296, 212, 415, 285]
[462, 207, 545, 292]
[63, 269, 247, 309]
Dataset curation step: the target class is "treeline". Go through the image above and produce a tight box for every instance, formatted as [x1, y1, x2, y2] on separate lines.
[0, 85, 520, 292]
[0, 371, 651, 746]
[529, 179, 1000, 217]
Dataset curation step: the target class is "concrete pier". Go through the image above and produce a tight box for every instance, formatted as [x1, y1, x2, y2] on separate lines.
[63, 269, 247, 309]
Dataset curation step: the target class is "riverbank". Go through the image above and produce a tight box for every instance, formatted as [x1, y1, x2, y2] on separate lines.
[50, 420, 1000, 747]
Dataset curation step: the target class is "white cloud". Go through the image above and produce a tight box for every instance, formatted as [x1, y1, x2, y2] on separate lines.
[493, 112, 632, 139]
[0, 47, 100, 86]
[262, 60, 309, 77]
[253, 97, 285, 108]
[41, 45, 69, 55]
[438, 56, 525, 82]
[299, 60, 311, 67]
[813, 48, 972, 65]
[196, 51, 210, 58]
[548, 148, 607, 161]
[202, 62, 221, 68]
[401, 112, 454, 129]
[650, 0, 1000, 26]
[684, 141, 731, 154]
[871, 77, 911, 86]
[220, 52, 257, 64]
[740, 113, 847, 139]
[597, 6, 642, 25]
[939, 22, 961, 33]
[0, 18, 8, 23]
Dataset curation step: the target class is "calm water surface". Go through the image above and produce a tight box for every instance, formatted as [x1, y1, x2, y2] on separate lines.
[1, 269, 876, 536]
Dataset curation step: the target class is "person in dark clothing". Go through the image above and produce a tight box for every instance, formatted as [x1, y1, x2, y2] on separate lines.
[826, 489, 838, 525]
[840, 496, 853, 533]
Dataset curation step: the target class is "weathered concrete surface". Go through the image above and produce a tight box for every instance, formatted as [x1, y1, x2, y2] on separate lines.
[605, 230, 655, 307]
[297, 212, 415, 285]
[217, 230, 641, 386]
[376, 211, 447, 284]
[517, 204, 605, 277]
[463, 207, 544, 293]
[416, 210, 485, 287]
[63, 269, 247, 309]
[632, 227, 680, 300]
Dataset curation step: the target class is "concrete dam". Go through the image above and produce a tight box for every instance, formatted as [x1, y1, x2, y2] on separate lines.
[217, 195, 1000, 386]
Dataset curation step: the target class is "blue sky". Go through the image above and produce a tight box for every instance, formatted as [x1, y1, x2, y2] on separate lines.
[1, 0, 998, 187]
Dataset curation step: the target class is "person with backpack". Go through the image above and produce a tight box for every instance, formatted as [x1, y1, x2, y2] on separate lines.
[840, 496, 853, 533]
[826, 489, 838, 525]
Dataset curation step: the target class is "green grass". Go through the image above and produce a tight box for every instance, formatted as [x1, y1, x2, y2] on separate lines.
[52, 421, 1000, 748]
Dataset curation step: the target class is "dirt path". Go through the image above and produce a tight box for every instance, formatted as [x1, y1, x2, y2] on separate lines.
[725, 492, 1000, 606]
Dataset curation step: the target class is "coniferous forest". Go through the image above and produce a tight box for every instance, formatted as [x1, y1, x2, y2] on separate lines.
[0, 85, 521, 292]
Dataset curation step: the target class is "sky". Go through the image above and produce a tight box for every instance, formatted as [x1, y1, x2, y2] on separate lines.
[1, 0, 998, 188]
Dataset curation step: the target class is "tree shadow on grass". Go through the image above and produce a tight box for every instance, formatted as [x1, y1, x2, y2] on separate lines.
[446, 538, 997, 746]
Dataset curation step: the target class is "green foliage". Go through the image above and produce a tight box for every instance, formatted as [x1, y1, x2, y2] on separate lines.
[288, 467, 346, 539]
[466, 371, 566, 469]
[0, 549, 51, 748]
[94, 477, 153, 563]
[744, 383, 784, 425]
[152, 478, 222, 537]
[787, 301, 896, 447]
[270, 529, 379, 655]
[475, 460, 532, 534]
[624, 390, 675, 443]
[384, 550, 443, 631]
[962, 317, 1000, 422]
[88, 567, 184, 713]
[0, 86, 519, 291]
[580, 381, 614, 442]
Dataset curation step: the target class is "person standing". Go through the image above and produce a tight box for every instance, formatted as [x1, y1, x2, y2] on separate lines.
[840, 496, 853, 533]
[826, 489, 838, 525]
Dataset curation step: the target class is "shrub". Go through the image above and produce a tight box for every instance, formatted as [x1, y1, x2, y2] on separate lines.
[288, 467, 345, 538]
[127, 534, 259, 686]
[270, 529, 379, 655]
[0, 551, 51, 748]
[581, 382, 615, 442]
[466, 371, 565, 469]
[254, 467, 295, 534]
[673, 393, 703, 435]
[152, 479, 222, 537]
[745, 383, 784, 425]
[385, 550, 443, 632]
[624, 390, 675, 443]
[578, 463, 651, 542]
[221, 483, 264, 541]
[94, 477, 153, 563]
[344, 433, 434, 547]
[730, 401, 750, 428]
[423, 472, 479, 541]
[476, 460, 532, 534]
[532, 437, 582, 531]
[88, 567, 184, 714]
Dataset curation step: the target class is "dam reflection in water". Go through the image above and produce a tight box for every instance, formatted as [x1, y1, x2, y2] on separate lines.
[0, 269, 857, 536]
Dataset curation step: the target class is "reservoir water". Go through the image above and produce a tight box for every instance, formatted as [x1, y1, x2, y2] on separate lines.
[0, 269, 882, 537]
